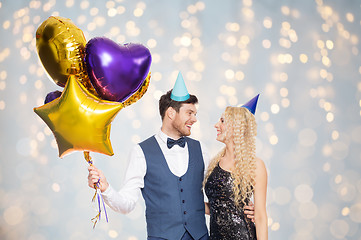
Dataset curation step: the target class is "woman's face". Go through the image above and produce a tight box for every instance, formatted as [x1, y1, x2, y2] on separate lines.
[214, 114, 228, 143]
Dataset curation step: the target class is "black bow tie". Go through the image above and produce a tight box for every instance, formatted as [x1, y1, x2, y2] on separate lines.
[167, 137, 186, 149]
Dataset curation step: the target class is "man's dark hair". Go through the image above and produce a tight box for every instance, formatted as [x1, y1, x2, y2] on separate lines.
[159, 90, 198, 120]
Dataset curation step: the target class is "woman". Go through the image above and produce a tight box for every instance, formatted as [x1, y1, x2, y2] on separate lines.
[204, 95, 268, 240]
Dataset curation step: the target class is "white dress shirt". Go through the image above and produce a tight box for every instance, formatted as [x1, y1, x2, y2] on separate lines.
[101, 130, 211, 214]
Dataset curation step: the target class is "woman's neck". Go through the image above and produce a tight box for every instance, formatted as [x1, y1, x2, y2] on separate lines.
[220, 142, 235, 171]
[223, 141, 234, 159]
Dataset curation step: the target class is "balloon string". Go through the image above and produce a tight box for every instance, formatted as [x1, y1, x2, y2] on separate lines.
[84, 151, 109, 228]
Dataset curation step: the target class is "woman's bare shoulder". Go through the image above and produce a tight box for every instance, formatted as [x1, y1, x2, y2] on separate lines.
[254, 157, 267, 174]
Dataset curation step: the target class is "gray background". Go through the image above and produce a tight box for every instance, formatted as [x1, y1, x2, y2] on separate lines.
[1, 0, 361, 239]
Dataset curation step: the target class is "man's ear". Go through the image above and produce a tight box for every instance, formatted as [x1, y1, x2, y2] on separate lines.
[166, 107, 176, 120]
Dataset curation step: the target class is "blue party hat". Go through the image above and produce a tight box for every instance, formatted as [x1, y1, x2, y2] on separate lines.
[171, 72, 190, 101]
[242, 94, 259, 115]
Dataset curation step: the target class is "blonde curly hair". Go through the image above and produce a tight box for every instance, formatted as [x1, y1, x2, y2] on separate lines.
[204, 106, 257, 208]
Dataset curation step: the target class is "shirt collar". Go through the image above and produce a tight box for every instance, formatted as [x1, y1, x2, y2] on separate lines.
[157, 129, 169, 144]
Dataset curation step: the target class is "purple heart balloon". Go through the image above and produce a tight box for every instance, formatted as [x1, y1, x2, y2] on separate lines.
[85, 37, 152, 102]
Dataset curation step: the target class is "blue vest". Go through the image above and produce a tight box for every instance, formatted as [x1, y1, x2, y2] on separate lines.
[139, 136, 208, 240]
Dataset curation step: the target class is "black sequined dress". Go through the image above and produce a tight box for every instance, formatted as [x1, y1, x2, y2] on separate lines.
[205, 163, 257, 240]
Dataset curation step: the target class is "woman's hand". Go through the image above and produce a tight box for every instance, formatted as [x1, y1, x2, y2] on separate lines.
[88, 165, 109, 193]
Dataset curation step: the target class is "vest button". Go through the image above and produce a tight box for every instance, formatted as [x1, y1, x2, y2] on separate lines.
[184, 222, 187, 225]
[180, 189, 183, 192]
[184, 211, 187, 214]
[182, 200, 185, 203]
[179, 177, 182, 181]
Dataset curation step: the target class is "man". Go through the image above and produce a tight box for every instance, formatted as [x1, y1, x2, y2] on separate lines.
[88, 72, 253, 239]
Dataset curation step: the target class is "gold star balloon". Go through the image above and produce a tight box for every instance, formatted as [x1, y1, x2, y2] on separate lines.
[34, 75, 123, 158]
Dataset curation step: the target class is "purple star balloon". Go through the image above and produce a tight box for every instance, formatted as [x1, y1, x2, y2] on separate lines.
[44, 90, 62, 104]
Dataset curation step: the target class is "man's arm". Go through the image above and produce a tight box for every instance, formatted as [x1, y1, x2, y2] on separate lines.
[244, 202, 255, 222]
[87, 145, 146, 214]
[199, 141, 211, 176]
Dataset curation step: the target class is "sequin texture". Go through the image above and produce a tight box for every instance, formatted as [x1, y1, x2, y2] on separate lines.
[205, 164, 257, 240]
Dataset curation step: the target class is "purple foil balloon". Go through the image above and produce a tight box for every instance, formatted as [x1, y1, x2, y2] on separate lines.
[44, 90, 62, 104]
[85, 37, 152, 102]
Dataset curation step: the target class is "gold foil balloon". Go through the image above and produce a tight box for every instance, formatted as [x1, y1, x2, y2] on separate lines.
[34, 75, 123, 158]
[36, 16, 96, 94]
[122, 72, 151, 107]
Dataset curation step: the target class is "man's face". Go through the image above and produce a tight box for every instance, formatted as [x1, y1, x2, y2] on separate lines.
[171, 103, 197, 137]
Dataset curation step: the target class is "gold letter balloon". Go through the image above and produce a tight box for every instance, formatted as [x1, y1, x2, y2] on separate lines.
[36, 16, 96, 95]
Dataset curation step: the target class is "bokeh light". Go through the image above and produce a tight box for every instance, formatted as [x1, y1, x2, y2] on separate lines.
[1, 0, 361, 239]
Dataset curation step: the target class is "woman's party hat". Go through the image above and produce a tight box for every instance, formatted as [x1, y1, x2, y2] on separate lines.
[242, 94, 260, 115]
